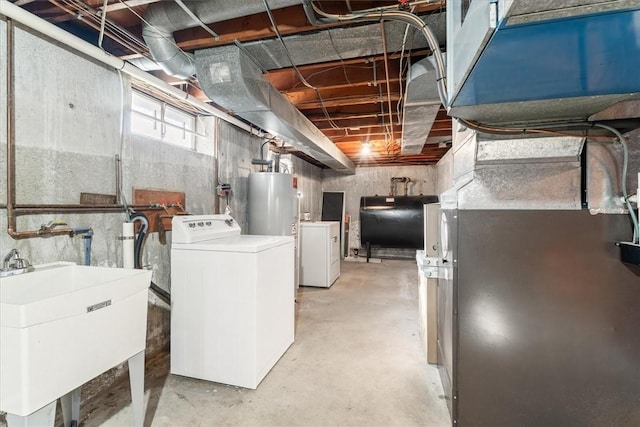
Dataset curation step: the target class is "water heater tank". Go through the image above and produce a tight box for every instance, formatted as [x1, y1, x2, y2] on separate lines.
[248, 172, 296, 236]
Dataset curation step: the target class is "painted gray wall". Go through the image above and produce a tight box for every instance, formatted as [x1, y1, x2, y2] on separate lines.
[215, 125, 324, 230]
[0, 24, 219, 360]
[217, 119, 262, 230]
[0, 21, 325, 404]
[322, 165, 437, 254]
[287, 154, 323, 220]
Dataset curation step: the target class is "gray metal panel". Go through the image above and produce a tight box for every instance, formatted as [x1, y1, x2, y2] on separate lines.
[457, 162, 582, 210]
[475, 136, 583, 165]
[455, 210, 640, 426]
[437, 208, 458, 421]
[505, 0, 638, 25]
[447, 0, 496, 100]
[248, 173, 295, 236]
[448, 93, 639, 126]
[195, 45, 355, 173]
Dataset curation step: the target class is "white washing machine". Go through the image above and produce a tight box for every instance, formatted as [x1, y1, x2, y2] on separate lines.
[170, 214, 294, 389]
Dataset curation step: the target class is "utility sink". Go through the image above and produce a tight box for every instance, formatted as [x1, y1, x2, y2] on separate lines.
[0, 262, 151, 420]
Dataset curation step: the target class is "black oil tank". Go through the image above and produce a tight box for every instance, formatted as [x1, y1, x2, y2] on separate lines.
[360, 195, 438, 249]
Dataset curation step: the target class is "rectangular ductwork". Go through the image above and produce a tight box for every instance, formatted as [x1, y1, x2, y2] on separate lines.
[447, 0, 640, 126]
[401, 55, 442, 155]
[195, 45, 355, 173]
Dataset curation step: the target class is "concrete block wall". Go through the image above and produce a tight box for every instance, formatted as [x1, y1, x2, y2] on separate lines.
[0, 20, 326, 405]
[289, 155, 323, 221]
[322, 165, 437, 255]
[217, 119, 262, 230]
[215, 124, 324, 230]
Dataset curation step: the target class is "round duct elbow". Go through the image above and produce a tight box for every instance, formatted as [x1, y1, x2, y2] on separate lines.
[142, 25, 196, 79]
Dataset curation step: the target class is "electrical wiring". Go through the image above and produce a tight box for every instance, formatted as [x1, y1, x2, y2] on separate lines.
[310, 2, 448, 106]
[290, 64, 374, 90]
[98, 0, 109, 49]
[174, 0, 219, 40]
[326, 28, 354, 87]
[397, 6, 417, 125]
[55, 0, 148, 53]
[262, 0, 341, 129]
[116, 0, 194, 64]
[380, 21, 395, 144]
[458, 116, 638, 241]
[594, 123, 639, 244]
[457, 118, 614, 139]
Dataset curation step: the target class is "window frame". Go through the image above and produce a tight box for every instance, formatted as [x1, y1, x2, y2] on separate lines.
[131, 90, 198, 150]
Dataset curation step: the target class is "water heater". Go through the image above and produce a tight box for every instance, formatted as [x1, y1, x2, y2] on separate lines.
[248, 172, 296, 236]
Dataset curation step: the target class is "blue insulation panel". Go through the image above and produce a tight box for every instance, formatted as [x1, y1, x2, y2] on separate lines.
[452, 8, 640, 107]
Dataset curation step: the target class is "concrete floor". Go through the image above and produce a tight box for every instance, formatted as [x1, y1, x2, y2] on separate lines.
[65, 259, 449, 426]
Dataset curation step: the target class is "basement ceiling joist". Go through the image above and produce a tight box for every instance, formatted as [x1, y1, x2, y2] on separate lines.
[12, 0, 451, 167]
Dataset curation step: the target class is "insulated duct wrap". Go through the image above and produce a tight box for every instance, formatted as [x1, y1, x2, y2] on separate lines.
[235, 15, 445, 70]
[195, 45, 355, 173]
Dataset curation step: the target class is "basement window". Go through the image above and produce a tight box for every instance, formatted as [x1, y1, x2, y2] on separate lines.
[131, 91, 196, 150]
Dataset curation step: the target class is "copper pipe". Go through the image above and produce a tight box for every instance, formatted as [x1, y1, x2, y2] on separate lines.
[14, 204, 177, 210]
[6, 19, 20, 239]
[13, 204, 172, 216]
[9, 228, 77, 240]
[1, 16, 172, 239]
[380, 22, 395, 144]
[14, 207, 126, 216]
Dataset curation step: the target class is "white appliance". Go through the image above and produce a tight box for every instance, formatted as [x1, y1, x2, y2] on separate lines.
[416, 203, 440, 364]
[170, 214, 294, 389]
[299, 221, 340, 288]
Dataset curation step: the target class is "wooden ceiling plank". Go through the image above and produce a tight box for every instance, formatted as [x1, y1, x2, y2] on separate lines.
[295, 93, 401, 110]
[284, 82, 401, 105]
[103, 0, 161, 13]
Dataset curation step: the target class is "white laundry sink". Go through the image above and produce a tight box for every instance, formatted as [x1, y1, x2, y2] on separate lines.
[0, 262, 151, 417]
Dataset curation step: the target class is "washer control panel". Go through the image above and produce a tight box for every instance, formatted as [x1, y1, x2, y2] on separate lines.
[172, 214, 241, 244]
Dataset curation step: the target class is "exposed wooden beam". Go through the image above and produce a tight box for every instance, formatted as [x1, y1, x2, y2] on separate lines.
[284, 82, 401, 106]
[301, 102, 400, 116]
[171, 5, 339, 52]
[295, 93, 401, 110]
[170, 6, 436, 56]
[320, 119, 451, 137]
[266, 62, 402, 92]
[103, 0, 161, 13]
[315, 116, 450, 131]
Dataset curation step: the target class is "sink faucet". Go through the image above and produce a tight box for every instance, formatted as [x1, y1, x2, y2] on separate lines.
[1, 249, 33, 277]
[3, 248, 19, 270]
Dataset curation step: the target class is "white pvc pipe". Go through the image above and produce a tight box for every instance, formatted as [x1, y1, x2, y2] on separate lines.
[0, 0, 264, 136]
[122, 222, 135, 269]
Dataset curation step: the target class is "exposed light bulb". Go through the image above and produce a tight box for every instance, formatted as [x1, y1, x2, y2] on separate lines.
[361, 141, 371, 155]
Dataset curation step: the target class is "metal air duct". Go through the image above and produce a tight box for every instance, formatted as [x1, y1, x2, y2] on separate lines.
[141, 0, 301, 78]
[195, 45, 355, 173]
[401, 55, 442, 155]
